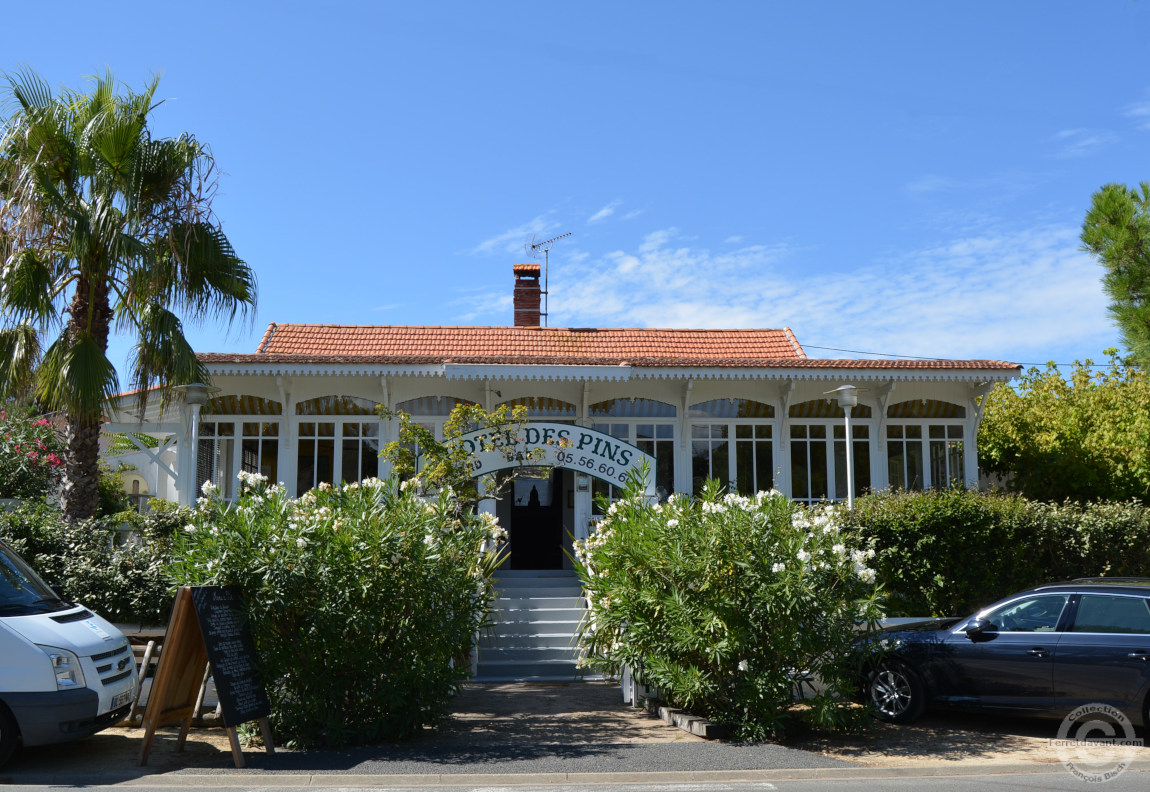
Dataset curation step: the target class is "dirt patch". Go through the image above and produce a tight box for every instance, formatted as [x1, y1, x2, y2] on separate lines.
[795, 710, 1150, 767]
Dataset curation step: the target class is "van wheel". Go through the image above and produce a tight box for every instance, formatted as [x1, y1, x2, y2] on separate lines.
[0, 704, 18, 767]
[867, 661, 926, 723]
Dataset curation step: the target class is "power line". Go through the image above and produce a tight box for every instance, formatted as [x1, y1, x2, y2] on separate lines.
[802, 344, 1122, 369]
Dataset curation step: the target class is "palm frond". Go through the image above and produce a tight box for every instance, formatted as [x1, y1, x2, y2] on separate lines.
[0, 247, 57, 321]
[166, 221, 257, 325]
[127, 302, 210, 413]
[36, 330, 118, 420]
[3, 66, 53, 113]
[0, 324, 41, 401]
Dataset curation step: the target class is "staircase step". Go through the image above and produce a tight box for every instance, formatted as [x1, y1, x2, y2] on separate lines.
[480, 632, 579, 648]
[495, 595, 584, 609]
[478, 572, 588, 683]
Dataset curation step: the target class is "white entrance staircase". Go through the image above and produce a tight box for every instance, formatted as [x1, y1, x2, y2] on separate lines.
[475, 570, 592, 682]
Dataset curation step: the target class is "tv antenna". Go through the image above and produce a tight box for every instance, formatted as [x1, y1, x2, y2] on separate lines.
[525, 231, 571, 327]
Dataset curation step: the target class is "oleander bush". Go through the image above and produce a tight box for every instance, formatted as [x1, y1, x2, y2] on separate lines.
[0, 501, 180, 625]
[574, 479, 884, 740]
[168, 473, 506, 748]
[0, 406, 65, 500]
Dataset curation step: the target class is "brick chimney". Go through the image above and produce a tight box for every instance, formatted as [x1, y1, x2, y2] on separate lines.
[513, 263, 542, 327]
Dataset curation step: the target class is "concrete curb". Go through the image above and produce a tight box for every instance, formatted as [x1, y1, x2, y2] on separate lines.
[8, 760, 1150, 787]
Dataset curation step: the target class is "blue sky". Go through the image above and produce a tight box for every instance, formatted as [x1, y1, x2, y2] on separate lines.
[3, 1, 1147, 378]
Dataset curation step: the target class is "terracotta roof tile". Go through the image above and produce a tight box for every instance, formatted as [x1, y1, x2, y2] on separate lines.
[199, 323, 1020, 371]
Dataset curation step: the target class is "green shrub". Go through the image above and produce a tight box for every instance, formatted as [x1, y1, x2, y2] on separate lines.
[846, 489, 1150, 617]
[0, 502, 180, 625]
[574, 481, 883, 740]
[168, 473, 505, 749]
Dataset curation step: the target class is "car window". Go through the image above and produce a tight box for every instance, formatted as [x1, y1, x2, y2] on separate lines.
[983, 593, 1070, 633]
[1071, 594, 1150, 634]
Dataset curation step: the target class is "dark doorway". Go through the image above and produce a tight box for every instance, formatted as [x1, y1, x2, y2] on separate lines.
[506, 470, 564, 570]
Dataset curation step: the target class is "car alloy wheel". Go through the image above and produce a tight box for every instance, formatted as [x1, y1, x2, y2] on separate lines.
[868, 662, 925, 723]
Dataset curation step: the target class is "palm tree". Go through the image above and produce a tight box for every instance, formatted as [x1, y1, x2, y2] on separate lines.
[0, 69, 256, 521]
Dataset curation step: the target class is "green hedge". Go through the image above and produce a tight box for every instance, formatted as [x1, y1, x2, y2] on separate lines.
[845, 489, 1150, 617]
[0, 502, 181, 626]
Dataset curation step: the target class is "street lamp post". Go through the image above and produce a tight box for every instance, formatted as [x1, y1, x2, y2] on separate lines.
[826, 385, 859, 510]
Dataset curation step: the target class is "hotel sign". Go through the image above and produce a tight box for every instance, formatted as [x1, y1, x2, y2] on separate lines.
[457, 421, 655, 491]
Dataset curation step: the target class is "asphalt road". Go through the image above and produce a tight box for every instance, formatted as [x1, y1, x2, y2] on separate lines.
[18, 770, 1150, 792]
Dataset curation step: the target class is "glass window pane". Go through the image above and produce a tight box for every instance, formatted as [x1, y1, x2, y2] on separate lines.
[736, 439, 753, 494]
[319, 422, 335, 437]
[948, 440, 965, 485]
[985, 594, 1070, 633]
[297, 443, 315, 493]
[755, 425, 770, 439]
[341, 440, 359, 485]
[1072, 595, 1150, 634]
[810, 425, 826, 439]
[656, 441, 674, 497]
[834, 440, 847, 500]
[930, 440, 948, 489]
[692, 441, 712, 495]
[790, 424, 807, 439]
[906, 425, 922, 439]
[854, 439, 871, 496]
[656, 424, 674, 439]
[755, 441, 773, 491]
[736, 425, 752, 439]
[714, 439, 729, 488]
[906, 441, 924, 490]
[887, 441, 906, 490]
[929, 425, 945, 439]
[809, 440, 828, 500]
[790, 441, 809, 500]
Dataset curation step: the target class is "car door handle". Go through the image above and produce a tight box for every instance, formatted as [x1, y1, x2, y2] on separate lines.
[1028, 648, 1049, 658]
[1128, 651, 1149, 661]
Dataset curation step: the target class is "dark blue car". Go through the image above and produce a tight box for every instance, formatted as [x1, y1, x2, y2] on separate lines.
[865, 579, 1150, 725]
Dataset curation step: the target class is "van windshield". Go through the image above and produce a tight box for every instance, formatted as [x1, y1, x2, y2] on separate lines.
[0, 541, 71, 616]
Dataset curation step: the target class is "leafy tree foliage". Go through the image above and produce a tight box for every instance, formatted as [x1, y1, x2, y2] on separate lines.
[379, 401, 544, 509]
[1082, 182, 1150, 365]
[0, 69, 255, 521]
[978, 350, 1150, 503]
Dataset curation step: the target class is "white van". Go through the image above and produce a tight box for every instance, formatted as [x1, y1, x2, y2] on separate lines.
[0, 538, 138, 767]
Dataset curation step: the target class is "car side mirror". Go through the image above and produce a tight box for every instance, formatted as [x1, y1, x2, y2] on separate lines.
[965, 617, 995, 637]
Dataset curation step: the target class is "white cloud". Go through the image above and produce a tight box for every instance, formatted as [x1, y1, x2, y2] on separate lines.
[471, 215, 560, 256]
[622, 209, 644, 220]
[1051, 128, 1117, 158]
[1124, 96, 1150, 130]
[588, 199, 622, 224]
[543, 225, 1113, 364]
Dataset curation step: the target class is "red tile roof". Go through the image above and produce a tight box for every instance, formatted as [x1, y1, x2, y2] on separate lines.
[195, 323, 1019, 371]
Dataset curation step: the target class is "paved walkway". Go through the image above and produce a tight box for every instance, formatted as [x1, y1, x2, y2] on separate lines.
[1, 681, 848, 785]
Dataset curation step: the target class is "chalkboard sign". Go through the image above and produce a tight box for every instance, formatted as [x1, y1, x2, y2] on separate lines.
[189, 586, 271, 727]
[138, 586, 274, 768]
